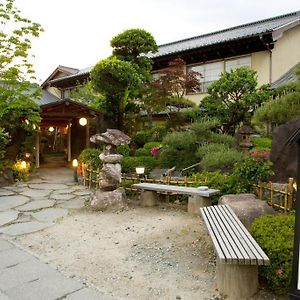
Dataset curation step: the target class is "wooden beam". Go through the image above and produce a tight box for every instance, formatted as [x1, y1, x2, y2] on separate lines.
[86, 118, 90, 148]
[67, 121, 71, 162]
[35, 132, 40, 168]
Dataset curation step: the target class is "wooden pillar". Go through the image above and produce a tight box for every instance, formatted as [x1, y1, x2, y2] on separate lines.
[67, 121, 71, 162]
[86, 118, 90, 148]
[35, 131, 40, 168]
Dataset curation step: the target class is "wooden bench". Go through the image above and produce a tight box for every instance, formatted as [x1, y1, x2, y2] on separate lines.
[200, 204, 270, 299]
[132, 183, 220, 214]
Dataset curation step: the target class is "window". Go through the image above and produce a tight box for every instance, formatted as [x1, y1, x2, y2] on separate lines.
[187, 61, 223, 93]
[225, 56, 251, 72]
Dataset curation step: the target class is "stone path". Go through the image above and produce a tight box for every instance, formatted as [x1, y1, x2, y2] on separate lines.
[0, 167, 106, 299]
[0, 168, 92, 236]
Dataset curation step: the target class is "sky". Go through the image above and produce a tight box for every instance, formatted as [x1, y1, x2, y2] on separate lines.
[14, 0, 300, 83]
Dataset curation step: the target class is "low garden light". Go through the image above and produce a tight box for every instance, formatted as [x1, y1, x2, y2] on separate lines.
[21, 161, 27, 169]
[25, 153, 31, 158]
[79, 117, 87, 126]
[48, 126, 54, 132]
[136, 167, 145, 175]
[72, 159, 78, 182]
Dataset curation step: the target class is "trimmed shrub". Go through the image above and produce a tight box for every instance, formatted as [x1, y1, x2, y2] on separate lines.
[121, 156, 157, 174]
[190, 170, 228, 191]
[135, 148, 150, 157]
[133, 130, 152, 147]
[162, 131, 197, 151]
[158, 148, 180, 168]
[252, 137, 272, 151]
[78, 148, 102, 169]
[143, 141, 161, 151]
[251, 214, 294, 294]
[149, 124, 167, 142]
[116, 144, 130, 157]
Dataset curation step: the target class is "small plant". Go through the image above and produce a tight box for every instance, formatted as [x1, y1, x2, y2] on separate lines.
[12, 160, 30, 181]
[121, 156, 157, 174]
[225, 155, 274, 194]
[135, 148, 150, 157]
[251, 214, 294, 294]
[78, 148, 103, 169]
[251, 137, 272, 152]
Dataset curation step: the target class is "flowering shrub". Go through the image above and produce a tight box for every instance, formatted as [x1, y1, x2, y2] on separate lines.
[251, 148, 270, 160]
[251, 214, 294, 294]
[150, 146, 161, 157]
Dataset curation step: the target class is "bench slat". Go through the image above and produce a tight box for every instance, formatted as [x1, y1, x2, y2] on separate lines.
[200, 208, 226, 263]
[206, 206, 246, 264]
[200, 205, 270, 266]
[213, 205, 257, 265]
[221, 205, 270, 265]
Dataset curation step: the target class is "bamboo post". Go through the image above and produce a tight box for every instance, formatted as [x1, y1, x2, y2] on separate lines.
[288, 177, 294, 209]
[284, 185, 288, 213]
[269, 181, 273, 206]
[184, 176, 188, 187]
[89, 167, 92, 189]
[82, 163, 86, 186]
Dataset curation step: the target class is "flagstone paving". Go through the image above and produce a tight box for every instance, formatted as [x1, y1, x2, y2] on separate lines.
[0, 168, 92, 236]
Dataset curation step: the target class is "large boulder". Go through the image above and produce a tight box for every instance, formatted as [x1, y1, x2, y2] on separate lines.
[218, 194, 276, 229]
[99, 164, 122, 191]
[0, 169, 14, 187]
[270, 118, 300, 182]
[90, 187, 127, 211]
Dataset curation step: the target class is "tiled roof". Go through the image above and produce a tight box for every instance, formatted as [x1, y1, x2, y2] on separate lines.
[33, 90, 61, 106]
[271, 62, 300, 89]
[150, 11, 300, 58]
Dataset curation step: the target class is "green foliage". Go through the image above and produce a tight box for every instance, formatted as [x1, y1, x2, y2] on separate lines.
[251, 214, 294, 294]
[135, 148, 150, 157]
[200, 147, 244, 171]
[111, 28, 157, 81]
[162, 131, 197, 151]
[78, 148, 103, 169]
[12, 160, 30, 181]
[133, 130, 152, 147]
[190, 170, 228, 193]
[143, 142, 161, 151]
[70, 82, 106, 110]
[157, 148, 180, 168]
[116, 144, 130, 157]
[0, 128, 9, 168]
[121, 156, 157, 174]
[251, 137, 272, 151]
[0, 0, 43, 161]
[225, 155, 274, 193]
[200, 68, 270, 135]
[133, 125, 167, 147]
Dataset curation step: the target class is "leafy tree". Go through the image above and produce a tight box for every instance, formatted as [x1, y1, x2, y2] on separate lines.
[0, 128, 9, 168]
[200, 67, 270, 135]
[0, 0, 43, 160]
[91, 29, 157, 130]
[140, 58, 199, 115]
[252, 66, 300, 131]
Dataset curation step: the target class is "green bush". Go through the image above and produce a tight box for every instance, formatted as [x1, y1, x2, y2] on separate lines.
[149, 124, 167, 142]
[12, 160, 30, 181]
[133, 130, 152, 147]
[201, 147, 244, 171]
[251, 214, 294, 294]
[135, 148, 150, 157]
[252, 137, 272, 151]
[0, 128, 9, 169]
[225, 155, 274, 194]
[116, 144, 130, 157]
[78, 148, 102, 169]
[158, 148, 180, 168]
[162, 131, 197, 151]
[190, 170, 228, 192]
[121, 156, 157, 174]
[209, 132, 236, 147]
[143, 141, 161, 151]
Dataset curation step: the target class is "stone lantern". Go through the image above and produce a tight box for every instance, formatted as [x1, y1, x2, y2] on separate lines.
[237, 124, 254, 154]
[89, 129, 131, 211]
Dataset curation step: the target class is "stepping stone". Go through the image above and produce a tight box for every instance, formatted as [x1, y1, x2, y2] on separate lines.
[0, 221, 53, 236]
[31, 208, 68, 223]
[0, 210, 19, 227]
[0, 196, 30, 211]
[73, 190, 92, 196]
[50, 194, 75, 201]
[28, 183, 69, 190]
[58, 198, 85, 209]
[21, 189, 52, 198]
[52, 189, 72, 195]
[12, 213, 33, 224]
[69, 185, 88, 190]
[0, 190, 15, 196]
[16, 200, 56, 212]
[65, 288, 105, 300]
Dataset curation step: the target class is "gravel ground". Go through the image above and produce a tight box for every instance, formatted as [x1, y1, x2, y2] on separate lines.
[9, 202, 287, 300]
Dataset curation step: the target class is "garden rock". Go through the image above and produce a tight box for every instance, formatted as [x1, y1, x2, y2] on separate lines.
[100, 164, 122, 191]
[91, 187, 127, 211]
[0, 169, 14, 187]
[218, 194, 275, 229]
[270, 118, 300, 181]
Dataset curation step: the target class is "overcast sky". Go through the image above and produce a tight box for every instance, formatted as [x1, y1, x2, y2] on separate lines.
[14, 0, 300, 83]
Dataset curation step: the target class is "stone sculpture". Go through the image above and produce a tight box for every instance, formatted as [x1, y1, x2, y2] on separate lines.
[89, 129, 131, 211]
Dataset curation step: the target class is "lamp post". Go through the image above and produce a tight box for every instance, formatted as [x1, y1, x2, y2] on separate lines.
[287, 128, 300, 299]
[72, 159, 78, 182]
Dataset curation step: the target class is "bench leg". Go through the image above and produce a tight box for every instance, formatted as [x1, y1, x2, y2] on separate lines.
[216, 261, 258, 299]
[188, 195, 211, 215]
[140, 190, 158, 207]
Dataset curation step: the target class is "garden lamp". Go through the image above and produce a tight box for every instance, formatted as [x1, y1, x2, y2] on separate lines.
[72, 159, 78, 182]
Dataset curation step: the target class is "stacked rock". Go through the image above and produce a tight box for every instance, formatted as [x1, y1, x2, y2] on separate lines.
[90, 129, 131, 211]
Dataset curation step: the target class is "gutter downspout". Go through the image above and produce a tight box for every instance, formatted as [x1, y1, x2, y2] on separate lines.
[259, 35, 273, 84]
